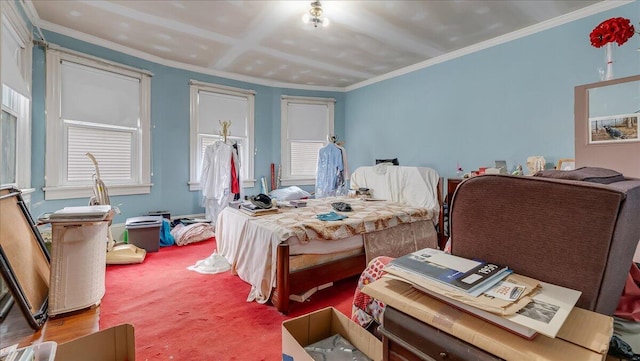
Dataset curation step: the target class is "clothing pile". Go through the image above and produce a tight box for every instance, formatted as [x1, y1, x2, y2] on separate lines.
[170, 222, 215, 246]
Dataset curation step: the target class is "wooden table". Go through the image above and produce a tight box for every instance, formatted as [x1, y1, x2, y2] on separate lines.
[0, 302, 99, 349]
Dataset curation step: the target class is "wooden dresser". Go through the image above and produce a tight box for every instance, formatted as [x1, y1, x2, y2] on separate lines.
[380, 306, 503, 361]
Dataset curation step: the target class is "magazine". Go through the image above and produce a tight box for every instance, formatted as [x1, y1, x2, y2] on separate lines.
[413, 278, 581, 339]
[387, 248, 510, 297]
[385, 268, 582, 338]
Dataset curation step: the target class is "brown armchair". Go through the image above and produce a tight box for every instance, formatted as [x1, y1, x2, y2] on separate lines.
[448, 170, 640, 315]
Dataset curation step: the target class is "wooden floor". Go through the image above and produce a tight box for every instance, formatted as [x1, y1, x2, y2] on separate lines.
[1, 300, 99, 349]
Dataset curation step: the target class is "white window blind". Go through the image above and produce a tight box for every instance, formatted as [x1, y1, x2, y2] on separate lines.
[61, 61, 139, 185]
[66, 125, 133, 183]
[189, 81, 255, 190]
[1, 21, 30, 97]
[198, 92, 248, 136]
[0, 109, 17, 185]
[1, 2, 32, 192]
[45, 48, 152, 200]
[280, 96, 334, 186]
[61, 61, 140, 127]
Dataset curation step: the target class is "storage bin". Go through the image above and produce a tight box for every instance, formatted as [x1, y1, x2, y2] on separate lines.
[49, 221, 109, 317]
[125, 216, 163, 252]
[147, 210, 170, 219]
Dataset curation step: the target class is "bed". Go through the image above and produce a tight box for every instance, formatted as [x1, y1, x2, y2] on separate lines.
[216, 166, 442, 314]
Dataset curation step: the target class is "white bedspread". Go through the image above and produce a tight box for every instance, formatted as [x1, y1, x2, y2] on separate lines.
[350, 165, 440, 222]
[216, 207, 280, 304]
[216, 196, 436, 304]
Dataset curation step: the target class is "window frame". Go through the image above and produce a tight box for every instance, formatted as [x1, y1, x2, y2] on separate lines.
[1, 0, 33, 195]
[188, 80, 255, 191]
[280, 95, 335, 186]
[44, 47, 152, 200]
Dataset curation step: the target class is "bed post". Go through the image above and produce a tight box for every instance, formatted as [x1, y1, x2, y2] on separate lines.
[272, 243, 290, 314]
[437, 177, 446, 249]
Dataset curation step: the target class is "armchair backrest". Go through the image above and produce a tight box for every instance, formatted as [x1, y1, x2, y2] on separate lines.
[449, 173, 640, 315]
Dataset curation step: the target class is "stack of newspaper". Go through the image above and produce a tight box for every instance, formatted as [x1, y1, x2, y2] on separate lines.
[384, 248, 582, 339]
[239, 201, 278, 216]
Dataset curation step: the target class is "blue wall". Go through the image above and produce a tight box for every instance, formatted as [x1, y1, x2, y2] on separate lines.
[30, 32, 345, 223]
[344, 2, 640, 179]
[29, 3, 640, 222]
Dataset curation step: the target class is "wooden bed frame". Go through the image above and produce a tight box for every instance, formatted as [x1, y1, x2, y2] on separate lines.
[271, 243, 366, 314]
[269, 179, 444, 314]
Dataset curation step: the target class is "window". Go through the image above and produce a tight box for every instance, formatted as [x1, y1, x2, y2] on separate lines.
[44, 48, 152, 200]
[1, 1, 32, 193]
[189, 80, 255, 190]
[280, 96, 335, 186]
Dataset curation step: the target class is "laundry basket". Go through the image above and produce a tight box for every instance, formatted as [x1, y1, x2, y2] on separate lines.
[48, 220, 109, 317]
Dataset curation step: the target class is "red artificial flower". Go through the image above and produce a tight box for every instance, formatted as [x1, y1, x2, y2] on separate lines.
[590, 17, 636, 48]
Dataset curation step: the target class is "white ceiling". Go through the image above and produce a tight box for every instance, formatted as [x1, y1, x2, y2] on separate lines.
[27, 0, 622, 91]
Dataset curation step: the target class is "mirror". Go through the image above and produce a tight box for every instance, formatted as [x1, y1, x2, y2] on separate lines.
[575, 75, 640, 178]
[0, 186, 50, 329]
[0, 278, 13, 321]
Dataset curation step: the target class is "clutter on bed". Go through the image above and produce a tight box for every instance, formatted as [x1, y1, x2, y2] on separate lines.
[268, 185, 311, 201]
[215, 195, 439, 313]
[316, 211, 348, 221]
[350, 165, 440, 221]
[249, 193, 273, 209]
[331, 202, 352, 212]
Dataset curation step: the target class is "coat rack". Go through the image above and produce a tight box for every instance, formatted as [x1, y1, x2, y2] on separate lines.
[219, 120, 231, 143]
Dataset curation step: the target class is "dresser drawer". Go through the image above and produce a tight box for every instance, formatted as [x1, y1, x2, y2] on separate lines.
[381, 306, 504, 361]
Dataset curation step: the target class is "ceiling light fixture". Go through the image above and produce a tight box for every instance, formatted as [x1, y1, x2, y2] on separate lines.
[302, 1, 329, 28]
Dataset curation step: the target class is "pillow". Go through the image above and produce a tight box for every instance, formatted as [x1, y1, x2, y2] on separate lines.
[375, 158, 399, 166]
[533, 167, 625, 184]
[269, 186, 311, 201]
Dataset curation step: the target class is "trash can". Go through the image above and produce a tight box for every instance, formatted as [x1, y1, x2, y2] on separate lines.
[125, 216, 163, 252]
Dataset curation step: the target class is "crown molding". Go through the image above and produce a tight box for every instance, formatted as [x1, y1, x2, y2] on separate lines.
[34, 18, 345, 93]
[27, 0, 633, 93]
[345, 0, 634, 92]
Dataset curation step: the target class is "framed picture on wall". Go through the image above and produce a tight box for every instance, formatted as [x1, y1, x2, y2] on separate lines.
[589, 113, 640, 144]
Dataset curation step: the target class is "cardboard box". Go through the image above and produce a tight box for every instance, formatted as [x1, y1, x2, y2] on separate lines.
[54, 324, 135, 361]
[362, 277, 612, 361]
[282, 307, 382, 361]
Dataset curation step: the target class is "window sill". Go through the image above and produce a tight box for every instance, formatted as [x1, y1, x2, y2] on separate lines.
[43, 183, 152, 201]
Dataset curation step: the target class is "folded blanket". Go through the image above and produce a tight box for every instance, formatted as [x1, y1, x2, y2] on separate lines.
[534, 166, 624, 184]
[171, 222, 215, 246]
